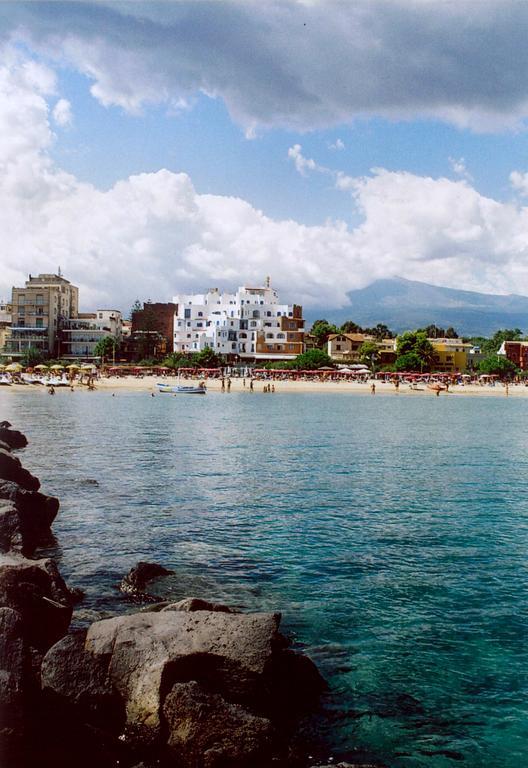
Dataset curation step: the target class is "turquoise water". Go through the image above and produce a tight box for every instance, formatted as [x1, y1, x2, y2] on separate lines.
[2, 389, 528, 767]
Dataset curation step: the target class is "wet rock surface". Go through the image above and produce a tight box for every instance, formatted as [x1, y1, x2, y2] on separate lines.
[119, 561, 175, 601]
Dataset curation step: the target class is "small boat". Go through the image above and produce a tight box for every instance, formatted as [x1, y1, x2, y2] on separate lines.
[157, 383, 206, 394]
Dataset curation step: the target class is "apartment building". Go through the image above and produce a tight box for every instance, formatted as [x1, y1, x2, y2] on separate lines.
[172, 280, 304, 360]
[430, 338, 473, 372]
[498, 340, 528, 370]
[0, 300, 12, 354]
[60, 310, 123, 360]
[5, 273, 79, 358]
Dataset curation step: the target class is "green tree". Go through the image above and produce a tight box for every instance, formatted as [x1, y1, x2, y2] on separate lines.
[479, 355, 517, 377]
[358, 340, 380, 370]
[396, 331, 435, 371]
[20, 347, 45, 368]
[129, 299, 142, 321]
[292, 348, 333, 369]
[310, 319, 339, 348]
[94, 336, 118, 361]
[393, 351, 425, 372]
[191, 348, 223, 368]
[364, 323, 394, 340]
[482, 328, 523, 356]
[340, 320, 363, 334]
[162, 352, 189, 369]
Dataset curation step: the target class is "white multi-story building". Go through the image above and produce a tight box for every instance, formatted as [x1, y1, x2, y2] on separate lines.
[172, 281, 304, 361]
[60, 310, 123, 360]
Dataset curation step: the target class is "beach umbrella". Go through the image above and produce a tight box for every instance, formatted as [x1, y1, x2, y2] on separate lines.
[5, 363, 22, 372]
[0, 364, 5, 370]
[66, 363, 80, 369]
[50, 364, 64, 370]
[34, 364, 49, 370]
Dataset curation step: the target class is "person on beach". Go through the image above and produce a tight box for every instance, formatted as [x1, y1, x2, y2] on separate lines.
[371, 383, 376, 394]
[271, 384, 275, 393]
[243, 378, 246, 387]
[221, 377, 225, 391]
[249, 378, 254, 391]
[48, 384, 55, 395]
[227, 377, 231, 392]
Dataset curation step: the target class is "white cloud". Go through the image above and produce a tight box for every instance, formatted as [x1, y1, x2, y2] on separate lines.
[52, 98, 72, 126]
[510, 170, 528, 196]
[5, 1, 528, 132]
[449, 156, 472, 181]
[4, 49, 528, 314]
[328, 138, 345, 151]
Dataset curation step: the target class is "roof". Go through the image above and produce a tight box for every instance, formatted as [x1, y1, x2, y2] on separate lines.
[328, 333, 374, 342]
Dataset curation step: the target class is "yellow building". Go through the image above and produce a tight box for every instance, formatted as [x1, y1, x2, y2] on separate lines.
[430, 338, 472, 372]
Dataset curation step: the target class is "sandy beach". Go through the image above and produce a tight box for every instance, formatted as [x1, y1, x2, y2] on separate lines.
[2, 375, 527, 397]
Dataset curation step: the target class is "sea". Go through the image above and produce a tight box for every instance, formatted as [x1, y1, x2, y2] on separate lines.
[2, 389, 528, 768]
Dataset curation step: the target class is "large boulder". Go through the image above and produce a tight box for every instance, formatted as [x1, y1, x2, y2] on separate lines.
[0, 607, 26, 754]
[161, 597, 238, 614]
[0, 552, 73, 651]
[0, 480, 59, 555]
[119, 561, 174, 601]
[163, 680, 274, 768]
[0, 500, 24, 552]
[0, 448, 40, 491]
[0, 427, 28, 450]
[42, 606, 325, 764]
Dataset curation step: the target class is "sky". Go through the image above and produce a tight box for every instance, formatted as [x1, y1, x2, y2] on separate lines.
[3, 1, 528, 312]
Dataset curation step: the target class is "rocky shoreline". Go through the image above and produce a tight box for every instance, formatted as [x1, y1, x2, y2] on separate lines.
[0, 424, 384, 768]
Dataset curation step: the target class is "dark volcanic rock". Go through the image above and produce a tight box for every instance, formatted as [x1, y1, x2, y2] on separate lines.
[161, 597, 239, 614]
[0, 448, 40, 491]
[0, 499, 24, 552]
[0, 480, 59, 555]
[163, 680, 274, 768]
[0, 553, 73, 651]
[41, 631, 124, 732]
[42, 607, 325, 764]
[0, 427, 28, 450]
[119, 561, 174, 600]
[0, 607, 26, 753]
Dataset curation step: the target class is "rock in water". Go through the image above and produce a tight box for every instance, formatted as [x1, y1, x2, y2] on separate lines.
[42, 607, 325, 765]
[0, 427, 28, 450]
[119, 561, 174, 600]
[161, 597, 239, 614]
[0, 449, 40, 492]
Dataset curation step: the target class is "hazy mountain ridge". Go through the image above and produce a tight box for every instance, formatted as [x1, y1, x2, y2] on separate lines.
[305, 278, 528, 336]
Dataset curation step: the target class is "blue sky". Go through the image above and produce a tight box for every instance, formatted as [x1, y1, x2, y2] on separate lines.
[3, 1, 528, 311]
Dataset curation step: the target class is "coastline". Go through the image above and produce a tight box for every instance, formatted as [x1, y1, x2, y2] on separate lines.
[1, 375, 526, 397]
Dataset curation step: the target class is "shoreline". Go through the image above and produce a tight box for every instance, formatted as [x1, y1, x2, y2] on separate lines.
[0, 375, 526, 397]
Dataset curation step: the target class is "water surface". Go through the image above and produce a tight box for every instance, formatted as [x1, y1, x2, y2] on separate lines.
[2, 389, 527, 767]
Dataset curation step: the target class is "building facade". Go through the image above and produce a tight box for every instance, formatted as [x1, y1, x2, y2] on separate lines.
[498, 340, 528, 370]
[60, 310, 123, 360]
[430, 338, 472, 372]
[172, 281, 304, 361]
[0, 300, 12, 355]
[5, 274, 79, 358]
[327, 333, 374, 363]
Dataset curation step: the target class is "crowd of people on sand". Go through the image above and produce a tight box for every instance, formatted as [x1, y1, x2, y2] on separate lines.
[1, 362, 527, 397]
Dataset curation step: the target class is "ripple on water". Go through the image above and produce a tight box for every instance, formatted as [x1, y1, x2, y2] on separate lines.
[2, 389, 528, 768]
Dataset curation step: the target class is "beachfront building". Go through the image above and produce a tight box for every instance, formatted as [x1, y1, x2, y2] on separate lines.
[497, 340, 528, 370]
[131, 302, 176, 352]
[172, 280, 304, 361]
[0, 300, 12, 355]
[429, 338, 472, 372]
[60, 310, 123, 360]
[327, 333, 374, 363]
[4, 273, 79, 358]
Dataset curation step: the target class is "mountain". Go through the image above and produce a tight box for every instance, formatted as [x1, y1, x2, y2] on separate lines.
[305, 277, 528, 336]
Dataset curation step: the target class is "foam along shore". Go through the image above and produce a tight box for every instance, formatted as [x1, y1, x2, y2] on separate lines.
[1, 374, 526, 396]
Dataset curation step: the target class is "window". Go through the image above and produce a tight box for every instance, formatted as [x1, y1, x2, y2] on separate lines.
[197, 322, 203, 328]
[18, 319, 25, 327]
[198, 311, 203, 317]
[36, 294, 44, 306]
[266, 333, 273, 339]
[36, 318, 43, 328]
[184, 308, 191, 319]
[231, 342, 237, 350]
[277, 333, 285, 339]
[336, 344, 342, 350]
